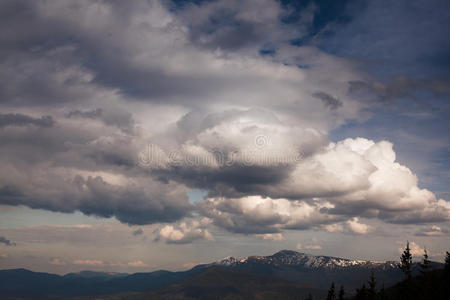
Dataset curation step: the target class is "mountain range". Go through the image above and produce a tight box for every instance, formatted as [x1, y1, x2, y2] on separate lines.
[0, 250, 443, 299]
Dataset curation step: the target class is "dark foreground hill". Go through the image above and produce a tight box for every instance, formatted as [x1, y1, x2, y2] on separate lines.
[374, 269, 450, 300]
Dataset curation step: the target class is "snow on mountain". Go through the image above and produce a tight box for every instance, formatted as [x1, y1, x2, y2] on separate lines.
[215, 250, 398, 270]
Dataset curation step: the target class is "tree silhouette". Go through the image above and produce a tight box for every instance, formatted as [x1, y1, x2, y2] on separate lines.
[379, 283, 387, 300]
[400, 241, 412, 279]
[355, 284, 367, 300]
[338, 285, 345, 300]
[306, 293, 313, 300]
[420, 248, 430, 273]
[367, 270, 377, 300]
[445, 251, 450, 274]
[326, 282, 336, 300]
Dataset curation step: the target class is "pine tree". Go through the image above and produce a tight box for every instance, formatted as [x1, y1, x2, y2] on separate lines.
[367, 270, 376, 300]
[326, 282, 336, 300]
[445, 251, 450, 273]
[338, 285, 345, 300]
[379, 283, 387, 300]
[399, 241, 412, 279]
[420, 248, 430, 273]
[355, 284, 367, 300]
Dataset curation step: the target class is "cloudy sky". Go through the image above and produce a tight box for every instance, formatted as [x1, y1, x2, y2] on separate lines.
[0, 0, 449, 274]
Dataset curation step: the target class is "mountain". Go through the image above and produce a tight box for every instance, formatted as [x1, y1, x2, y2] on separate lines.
[208, 250, 440, 291]
[0, 268, 196, 299]
[215, 250, 398, 269]
[0, 250, 444, 299]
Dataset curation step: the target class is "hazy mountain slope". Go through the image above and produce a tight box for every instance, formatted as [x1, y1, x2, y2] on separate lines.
[0, 268, 195, 300]
[72, 266, 327, 300]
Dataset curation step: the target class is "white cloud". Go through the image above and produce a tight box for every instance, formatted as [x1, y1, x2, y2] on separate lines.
[127, 260, 149, 267]
[398, 242, 426, 257]
[73, 259, 104, 266]
[297, 242, 322, 251]
[49, 258, 67, 266]
[254, 233, 285, 241]
[155, 218, 214, 244]
[346, 218, 372, 235]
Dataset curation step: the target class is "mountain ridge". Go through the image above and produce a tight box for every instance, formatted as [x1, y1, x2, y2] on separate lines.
[0, 250, 444, 299]
[213, 249, 399, 270]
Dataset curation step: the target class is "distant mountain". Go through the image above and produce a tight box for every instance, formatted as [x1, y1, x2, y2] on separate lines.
[214, 250, 398, 269]
[207, 250, 441, 291]
[0, 250, 444, 299]
[0, 267, 195, 299]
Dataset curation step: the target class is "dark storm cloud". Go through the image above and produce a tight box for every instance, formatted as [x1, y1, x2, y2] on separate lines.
[0, 112, 192, 225]
[153, 164, 294, 199]
[312, 91, 343, 110]
[0, 236, 16, 246]
[0, 173, 192, 225]
[0, 113, 54, 128]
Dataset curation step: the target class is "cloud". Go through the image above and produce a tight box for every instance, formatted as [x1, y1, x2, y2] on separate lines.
[297, 240, 322, 251]
[398, 242, 426, 257]
[312, 91, 343, 110]
[67, 109, 103, 119]
[0, 0, 370, 228]
[155, 218, 214, 244]
[0, 0, 447, 242]
[175, 0, 307, 51]
[254, 233, 285, 241]
[0, 222, 150, 247]
[346, 218, 372, 235]
[49, 258, 67, 266]
[196, 137, 449, 234]
[199, 195, 339, 234]
[415, 225, 450, 237]
[0, 113, 54, 128]
[132, 228, 144, 236]
[73, 259, 104, 266]
[127, 260, 149, 267]
[0, 236, 16, 246]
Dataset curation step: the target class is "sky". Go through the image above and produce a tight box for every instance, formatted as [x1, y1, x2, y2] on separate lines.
[0, 0, 449, 274]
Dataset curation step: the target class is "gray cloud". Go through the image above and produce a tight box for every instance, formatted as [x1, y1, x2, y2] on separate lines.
[132, 228, 143, 236]
[175, 0, 308, 51]
[312, 91, 343, 110]
[67, 109, 102, 119]
[0, 236, 16, 246]
[414, 225, 450, 237]
[0, 0, 447, 238]
[0, 113, 54, 128]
